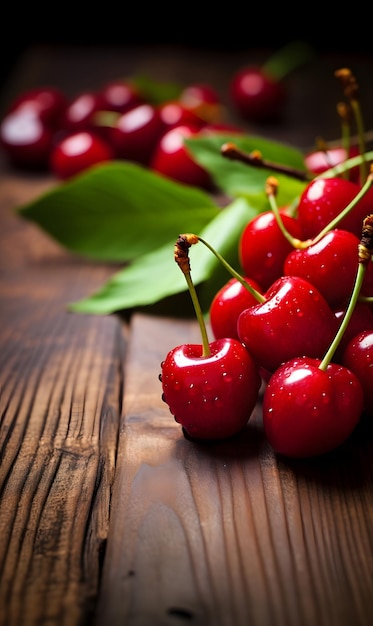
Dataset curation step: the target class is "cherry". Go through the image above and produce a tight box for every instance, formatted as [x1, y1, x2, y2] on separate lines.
[160, 338, 261, 440]
[342, 329, 373, 414]
[7, 86, 68, 128]
[159, 234, 261, 440]
[237, 275, 338, 374]
[262, 356, 363, 458]
[49, 130, 114, 179]
[157, 100, 206, 133]
[98, 79, 144, 113]
[283, 229, 373, 308]
[179, 83, 223, 124]
[239, 208, 304, 291]
[229, 66, 286, 123]
[296, 177, 373, 240]
[209, 276, 263, 341]
[150, 124, 213, 189]
[304, 144, 360, 180]
[61, 91, 107, 132]
[109, 103, 164, 166]
[0, 108, 55, 170]
[334, 303, 373, 360]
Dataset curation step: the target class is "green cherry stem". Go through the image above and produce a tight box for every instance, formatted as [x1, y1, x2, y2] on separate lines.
[335, 68, 368, 182]
[196, 236, 266, 303]
[319, 213, 373, 371]
[176, 232, 266, 306]
[265, 171, 373, 250]
[336, 101, 352, 180]
[174, 234, 211, 357]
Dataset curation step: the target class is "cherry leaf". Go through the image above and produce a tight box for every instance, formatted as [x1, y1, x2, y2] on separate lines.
[69, 197, 255, 315]
[185, 133, 307, 207]
[16, 161, 219, 262]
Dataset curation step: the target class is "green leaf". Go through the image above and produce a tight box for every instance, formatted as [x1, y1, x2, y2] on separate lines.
[131, 75, 183, 104]
[17, 161, 219, 262]
[69, 197, 256, 315]
[185, 133, 307, 209]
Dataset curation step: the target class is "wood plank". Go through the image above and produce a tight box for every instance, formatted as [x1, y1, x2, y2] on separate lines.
[0, 174, 125, 626]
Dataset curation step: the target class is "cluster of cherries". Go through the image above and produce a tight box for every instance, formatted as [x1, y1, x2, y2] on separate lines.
[160, 69, 373, 459]
[0, 58, 292, 184]
[0, 79, 230, 185]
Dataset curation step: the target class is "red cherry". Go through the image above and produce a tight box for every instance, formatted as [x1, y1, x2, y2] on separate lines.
[237, 276, 338, 374]
[262, 356, 363, 458]
[150, 124, 213, 189]
[334, 303, 373, 360]
[239, 209, 304, 291]
[209, 276, 263, 341]
[109, 103, 164, 166]
[283, 229, 373, 308]
[160, 338, 261, 440]
[296, 177, 373, 240]
[179, 83, 222, 123]
[304, 145, 360, 180]
[342, 330, 373, 414]
[158, 100, 206, 133]
[98, 79, 144, 113]
[62, 91, 107, 131]
[0, 108, 55, 170]
[229, 66, 286, 122]
[49, 130, 114, 179]
[7, 86, 68, 127]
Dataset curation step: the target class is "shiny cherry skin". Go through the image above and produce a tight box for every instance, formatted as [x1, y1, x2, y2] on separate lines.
[109, 103, 164, 165]
[283, 229, 373, 308]
[262, 356, 363, 458]
[7, 86, 68, 128]
[334, 303, 373, 361]
[160, 338, 261, 440]
[342, 330, 373, 414]
[209, 276, 263, 341]
[229, 66, 286, 122]
[239, 209, 304, 291]
[296, 177, 373, 240]
[157, 100, 206, 133]
[237, 276, 338, 374]
[150, 124, 213, 189]
[61, 91, 107, 132]
[0, 108, 55, 170]
[304, 145, 360, 181]
[98, 79, 144, 113]
[179, 83, 222, 123]
[49, 130, 114, 179]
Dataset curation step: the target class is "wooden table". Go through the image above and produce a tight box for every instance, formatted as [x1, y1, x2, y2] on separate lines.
[1, 44, 373, 626]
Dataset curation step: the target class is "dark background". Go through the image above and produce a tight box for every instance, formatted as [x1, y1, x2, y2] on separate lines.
[2, 6, 373, 90]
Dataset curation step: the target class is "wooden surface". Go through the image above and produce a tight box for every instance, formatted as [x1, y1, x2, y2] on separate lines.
[1, 44, 373, 626]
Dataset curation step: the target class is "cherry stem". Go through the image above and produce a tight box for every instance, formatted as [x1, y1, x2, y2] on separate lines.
[336, 102, 351, 180]
[174, 234, 211, 357]
[265, 177, 309, 248]
[265, 171, 373, 250]
[335, 68, 368, 182]
[220, 143, 313, 182]
[319, 213, 373, 371]
[196, 236, 266, 303]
